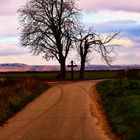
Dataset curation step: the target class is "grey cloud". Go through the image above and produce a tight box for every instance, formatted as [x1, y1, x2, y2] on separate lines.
[0, 45, 28, 56]
[90, 20, 140, 46]
[94, 20, 140, 35]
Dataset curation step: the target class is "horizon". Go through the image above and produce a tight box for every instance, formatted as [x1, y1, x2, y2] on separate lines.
[0, 0, 140, 65]
[0, 62, 140, 66]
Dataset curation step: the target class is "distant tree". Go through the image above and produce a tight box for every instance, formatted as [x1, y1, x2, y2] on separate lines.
[75, 27, 119, 79]
[18, 0, 80, 79]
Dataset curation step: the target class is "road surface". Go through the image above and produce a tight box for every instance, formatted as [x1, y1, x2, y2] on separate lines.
[0, 81, 111, 140]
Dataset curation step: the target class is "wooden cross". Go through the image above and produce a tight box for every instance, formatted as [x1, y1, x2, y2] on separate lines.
[67, 60, 77, 80]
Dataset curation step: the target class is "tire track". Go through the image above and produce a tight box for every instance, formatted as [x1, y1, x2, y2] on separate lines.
[7, 85, 65, 139]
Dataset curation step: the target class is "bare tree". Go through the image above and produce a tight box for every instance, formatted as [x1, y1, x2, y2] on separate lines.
[75, 27, 119, 79]
[18, 0, 80, 79]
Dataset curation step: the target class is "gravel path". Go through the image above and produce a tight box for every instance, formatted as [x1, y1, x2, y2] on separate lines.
[0, 81, 111, 140]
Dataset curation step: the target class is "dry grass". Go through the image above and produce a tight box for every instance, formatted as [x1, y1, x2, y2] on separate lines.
[0, 78, 49, 125]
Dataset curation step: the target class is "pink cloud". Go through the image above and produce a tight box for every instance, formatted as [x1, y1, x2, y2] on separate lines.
[0, 0, 26, 36]
[1, 0, 140, 15]
[79, 0, 140, 12]
[0, 41, 28, 56]
[0, 16, 19, 37]
[0, 0, 26, 15]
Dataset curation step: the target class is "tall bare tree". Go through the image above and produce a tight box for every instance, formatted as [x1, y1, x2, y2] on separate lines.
[18, 0, 79, 79]
[75, 27, 119, 79]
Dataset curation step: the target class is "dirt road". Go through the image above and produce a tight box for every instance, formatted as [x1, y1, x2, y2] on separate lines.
[0, 81, 111, 140]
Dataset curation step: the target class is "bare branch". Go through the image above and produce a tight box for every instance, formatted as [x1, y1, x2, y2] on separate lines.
[18, 0, 80, 78]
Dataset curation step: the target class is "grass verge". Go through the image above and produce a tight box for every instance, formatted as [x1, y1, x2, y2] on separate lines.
[0, 78, 49, 125]
[96, 79, 140, 140]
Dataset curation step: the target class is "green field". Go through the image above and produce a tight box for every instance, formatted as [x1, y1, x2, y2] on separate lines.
[66, 70, 119, 79]
[1, 70, 139, 80]
[96, 79, 140, 140]
[0, 69, 139, 80]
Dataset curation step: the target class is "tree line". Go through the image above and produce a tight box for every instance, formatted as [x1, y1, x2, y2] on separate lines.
[18, 0, 119, 79]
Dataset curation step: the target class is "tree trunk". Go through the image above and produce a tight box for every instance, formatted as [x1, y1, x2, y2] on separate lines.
[60, 58, 66, 79]
[79, 58, 85, 79]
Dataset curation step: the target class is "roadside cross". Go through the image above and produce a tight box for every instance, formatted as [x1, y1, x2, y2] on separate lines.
[67, 60, 77, 80]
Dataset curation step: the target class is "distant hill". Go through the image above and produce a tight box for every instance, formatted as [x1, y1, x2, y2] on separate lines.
[0, 63, 27, 67]
[0, 63, 60, 72]
[85, 64, 140, 70]
[0, 63, 140, 72]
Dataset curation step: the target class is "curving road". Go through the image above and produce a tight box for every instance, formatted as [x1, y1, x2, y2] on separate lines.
[0, 81, 111, 140]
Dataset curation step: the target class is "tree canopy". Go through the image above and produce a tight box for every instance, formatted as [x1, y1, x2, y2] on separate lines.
[19, 0, 119, 79]
[19, 0, 80, 78]
[75, 26, 119, 79]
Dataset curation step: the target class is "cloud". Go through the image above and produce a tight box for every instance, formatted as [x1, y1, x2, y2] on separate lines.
[0, 15, 19, 37]
[82, 10, 140, 24]
[89, 44, 140, 65]
[79, 0, 140, 12]
[91, 20, 140, 39]
[0, 53, 58, 65]
[1, 0, 140, 16]
[0, 0, 26, 15]
[0, 40, 28, 56]
[0, 36, 59, 65]
[0, 0, 140, 65]
[114, 46, 140, 64]
[0, 0, 26, 37]
[93, 20, 140, 61]
[81, 16, 140, 65]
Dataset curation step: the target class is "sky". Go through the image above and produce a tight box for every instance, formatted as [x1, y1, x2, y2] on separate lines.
[0, 0, 140, 65]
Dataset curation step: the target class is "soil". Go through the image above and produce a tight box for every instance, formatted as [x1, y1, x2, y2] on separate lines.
[88, 80, 119, 140]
